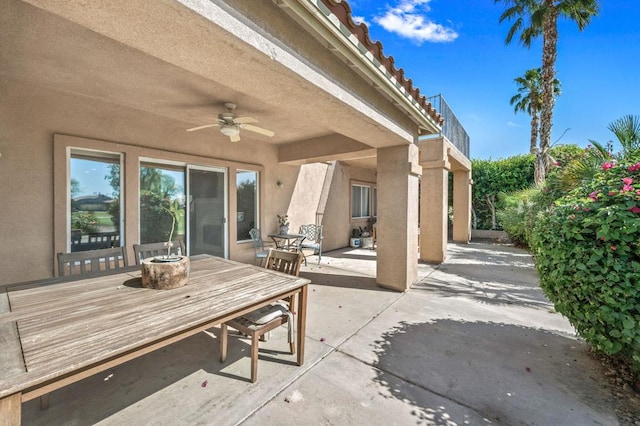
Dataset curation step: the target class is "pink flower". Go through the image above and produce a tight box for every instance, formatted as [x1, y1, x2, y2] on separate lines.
[609, 191, 617, 196]
[623, 177, 634, 185]
[610, 245, 617, 251]
[568, 214, 576, 220]
[589, 191, 599, 200]
[630, 206, 640, 214]
[623, 185, 633, 192]
[601, 162, 614, 170]
[628, 163, 640, 172]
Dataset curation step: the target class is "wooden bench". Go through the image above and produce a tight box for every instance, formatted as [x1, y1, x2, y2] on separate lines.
[0, 256, 309, 425]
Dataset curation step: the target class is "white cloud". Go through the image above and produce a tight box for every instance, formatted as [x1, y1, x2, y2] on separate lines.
[468, 114, 481, 123]
[374, 0, 458, 44]
[352, 15, 369, 26]
[507, 121, 521, 127]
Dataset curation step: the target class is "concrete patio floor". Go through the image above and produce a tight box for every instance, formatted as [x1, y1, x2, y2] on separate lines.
[22, 242, 640, 425]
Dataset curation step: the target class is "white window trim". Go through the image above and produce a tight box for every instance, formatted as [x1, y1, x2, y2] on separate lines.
[67, 148, 124, 252]
[351, 182, 373, 219]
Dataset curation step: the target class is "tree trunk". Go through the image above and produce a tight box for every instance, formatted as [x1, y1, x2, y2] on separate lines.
[486, 194, 497, 229]
[529, 107, 539, 155]
[471, 206, 477, 230]
[534, 150, 545, 186]
[539, 5, 559, 183]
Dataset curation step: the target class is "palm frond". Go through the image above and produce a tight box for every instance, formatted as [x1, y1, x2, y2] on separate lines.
[607, 115, 640, 155]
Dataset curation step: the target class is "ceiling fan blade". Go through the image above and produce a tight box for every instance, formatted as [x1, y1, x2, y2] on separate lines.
[241, 124, 275, 137]
[230, 134, 241, 143]
[234, 116, 259, 124]
[186, 124, 219, 132]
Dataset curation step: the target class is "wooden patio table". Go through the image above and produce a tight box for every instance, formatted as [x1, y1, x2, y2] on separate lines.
[0, 255, 310, 425]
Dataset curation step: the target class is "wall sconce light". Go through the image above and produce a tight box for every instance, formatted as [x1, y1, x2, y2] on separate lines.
[276, 180, 283, 188]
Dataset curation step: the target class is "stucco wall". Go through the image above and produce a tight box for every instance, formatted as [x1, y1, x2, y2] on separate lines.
[0, 77, 306, 285]
[218, 0, 415, 135]
[317, 162, 376, 251]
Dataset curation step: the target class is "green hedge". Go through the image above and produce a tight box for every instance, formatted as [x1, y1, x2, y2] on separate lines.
[532, 160, 640, 368]
[496, 188, 541, 247]
[472, 154, 535, 229]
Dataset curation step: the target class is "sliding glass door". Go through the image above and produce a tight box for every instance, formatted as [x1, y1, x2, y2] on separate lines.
[188, 166, 227, 257]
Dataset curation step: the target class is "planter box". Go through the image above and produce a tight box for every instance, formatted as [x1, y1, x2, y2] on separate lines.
[360, 237, 374, 249]
[141, 256, 190, 290]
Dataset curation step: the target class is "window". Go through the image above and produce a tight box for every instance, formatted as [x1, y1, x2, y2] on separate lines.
[237, 170, 258, 241]
[139, 163, 186, 244]
[57, 135, 258, 261]
[372, 186, 377, 218]
[351, 184, 371, 218]
[70, 152, 122, 252]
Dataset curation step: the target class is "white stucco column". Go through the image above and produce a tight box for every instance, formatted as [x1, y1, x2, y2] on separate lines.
[376, 144, 421, 292]
[452, 170, 472, 243]
[420, 165, 449, 263]
[418, 137, 450, 263]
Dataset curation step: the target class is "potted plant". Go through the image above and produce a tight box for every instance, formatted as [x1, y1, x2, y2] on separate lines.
[360, 226, 374, 249]
[278, 214, 290, 235]
[155, 199, 182, 261]
[141, 198, 190, 290]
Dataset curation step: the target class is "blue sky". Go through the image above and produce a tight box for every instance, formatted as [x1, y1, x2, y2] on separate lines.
[347, 0, 640, 160]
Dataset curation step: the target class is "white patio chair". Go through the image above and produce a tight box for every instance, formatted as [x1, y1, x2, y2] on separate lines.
[249, 228, 270, 266]
[298, 224, 323, 265]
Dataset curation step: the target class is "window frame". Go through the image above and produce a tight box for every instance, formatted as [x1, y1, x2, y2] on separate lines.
[236, 169, 259, 243]
[54, 134, 264, 273]
[68, 148, 124, 252]
[351, 182, 372, 219]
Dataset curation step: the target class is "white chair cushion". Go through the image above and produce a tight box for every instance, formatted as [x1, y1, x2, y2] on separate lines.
[242, 302, 289, 325]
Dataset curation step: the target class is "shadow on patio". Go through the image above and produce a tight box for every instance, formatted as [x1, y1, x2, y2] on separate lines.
[21, 242, 640, 425]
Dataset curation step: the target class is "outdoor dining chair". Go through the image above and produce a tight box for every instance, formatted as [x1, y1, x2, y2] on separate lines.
[56, 247, 128, 277]
[249, 228, 270, 266]
[220, 249, 303, 383]
[297, 224, 323, 265]
[133, 240, 185, 265]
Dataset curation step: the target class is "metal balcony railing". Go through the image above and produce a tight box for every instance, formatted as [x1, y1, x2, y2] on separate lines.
[426, 94, 470, 159]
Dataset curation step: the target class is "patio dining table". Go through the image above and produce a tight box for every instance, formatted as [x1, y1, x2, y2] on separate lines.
[268, 233, 306, 252]
[0, 255, 310, 425]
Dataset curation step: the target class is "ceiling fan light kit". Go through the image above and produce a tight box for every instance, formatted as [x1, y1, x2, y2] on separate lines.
[220, 124, 240, 137]
[186, 102, 274, 142]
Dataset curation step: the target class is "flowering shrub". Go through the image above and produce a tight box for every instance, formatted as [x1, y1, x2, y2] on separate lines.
[532, 159, 640, 370]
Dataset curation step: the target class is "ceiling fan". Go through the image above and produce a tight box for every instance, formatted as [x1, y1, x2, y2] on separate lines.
[186, 102, 275, 142]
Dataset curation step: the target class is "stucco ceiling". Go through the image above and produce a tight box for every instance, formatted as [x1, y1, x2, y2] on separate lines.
[1, 0, 420, 166]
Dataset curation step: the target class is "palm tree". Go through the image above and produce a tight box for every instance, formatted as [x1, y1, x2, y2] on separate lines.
[510, 68, 561, 156]
[496, 0, 599, 182]
[546, 115, 640, 197]
[606, 114, 640, 157]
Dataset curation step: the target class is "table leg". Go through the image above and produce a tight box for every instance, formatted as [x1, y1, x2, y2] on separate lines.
[270, 237, 284, 249]
[296, 284, 308, 366]
[0, 393, 22, 426]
